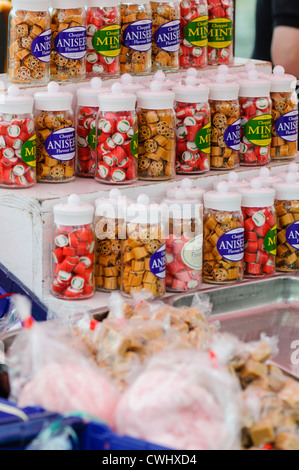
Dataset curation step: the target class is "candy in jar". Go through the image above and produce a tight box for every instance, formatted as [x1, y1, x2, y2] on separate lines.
[180, 0, 208, 69]
[121, 194, 166, 298]
[239, 70, 272, 167]
[120, 0, 152, 75]
[162, 189, 203, 292]
[50, 0, 86, 81]
[241, 179, 276, 278]
[7, 0, 51, 85]
[274, 173, 299, 272]
[209, 75, 240, 171]
[86, 0, 120, 78]
[52, 194, 95, 300]
[137, 81, 176, 181]
[0, 86, 36, 188]
[34, 82, 75, 183]
[207, 0, 234, 65]
[96, 83, 138, 185]
[76, 78, 110, 178]
[151, 0, 180, 72]
[270, 66, 298, 161]
[203, 182, 244, 284]
[174, 76, 210, 175]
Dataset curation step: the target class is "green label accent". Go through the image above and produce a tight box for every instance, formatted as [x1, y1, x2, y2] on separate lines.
[131, 131, 138, 158]
[264, 225, 277, 255]
[181, 235, 203, 270]
[184, 16, 208, 47]
[88, 128, 96, 151]
[208, 18, 233, 49]
[244, 115, 272, 147]
[195, 122, 211, 154]
[92, 24, 121, 57]
[21, 135, 36, 167]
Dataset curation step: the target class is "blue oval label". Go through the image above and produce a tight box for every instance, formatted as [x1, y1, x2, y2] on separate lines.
[286, 221, 299, 249]
[154, 20, 180, 52]
[45, 127, 76, 161]
[31, 29, 51, 63]
[149, 244, 166, 279]
[224, 119, 241, 151]
[217, 228, 244, 262]
[275, 110, 298, 142]
[124, 19, 152, 52]
[55, 27, 87, 60]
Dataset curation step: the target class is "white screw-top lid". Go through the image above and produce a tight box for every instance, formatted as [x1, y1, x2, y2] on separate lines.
[204, 181, 242, 212]
[121, 74, 145, 93]
[98, 82, 136, 112]
[209, 73, 239, 101]
[34, 82, 73, 112]
[253, 167, 282, 188]
[173, 76, 209, 103]
[77, 78, 110, 107]
[279, 162, 298, 182]
[12, 0, 49, 10]
[241, 178, 275, 208]
[162, 188, 199, 219]
[167, 178, 205, 202]
[126, 194, 162, 224]
[153, 71, 176, 90]
[0, 85, 34, 115]
[95, 188, 130, 218]
[239, 69, 271, 98]
[54, 194, 95, 226]
[137, 81, 175, 110]
[274, 173, 299, 201]
[270, 65, 297, 93]
[88, 0, 118, 6]
[213, 172, 250, 192]
[50, 0, 84, 8]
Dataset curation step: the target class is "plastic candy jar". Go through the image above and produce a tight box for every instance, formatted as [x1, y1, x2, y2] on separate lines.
[207, 0, 234, 65]
[180, 0, 208, 69]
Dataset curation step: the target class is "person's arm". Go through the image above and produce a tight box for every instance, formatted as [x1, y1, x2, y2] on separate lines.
[271, 0, 299, 77]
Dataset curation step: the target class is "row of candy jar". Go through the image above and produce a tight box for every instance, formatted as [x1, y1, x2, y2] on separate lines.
[180, 0, 208, 69]
[207, 0, 234, 66]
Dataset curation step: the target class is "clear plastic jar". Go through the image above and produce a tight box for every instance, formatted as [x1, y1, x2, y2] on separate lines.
[207, 0, 234, 65]
[96, 84, 137, 184]
[0, 86, 36, 188]
[270, 66, 298, 161]
[151, 1, 180, 72]
[137, 82, 176, 180]
[121, 194, 166, 298]
[94, 189, 128, 292]
[241, 181, 276, 278]
[52, 194, 95, 300]
[86, 0, 120, 78]
[274, 175, 299, 272]
[34, 82, 75, 183]
[174, 78, 210, 174]
[50, 1, 86, 81]
[239, 72, 272, 167]
[120, 0, 152, 75]
[163, 190, 203, 292]
[180, 0, 208, 69]
[203, 183, 244, 284]
[209, 78, 240, 171]
[7, 0, 51, 85]
[76, 78, 110, 178]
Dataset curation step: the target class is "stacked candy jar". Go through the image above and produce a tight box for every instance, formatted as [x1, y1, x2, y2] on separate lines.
[207, 0, 234, 65]
[180, 0, 208, 69]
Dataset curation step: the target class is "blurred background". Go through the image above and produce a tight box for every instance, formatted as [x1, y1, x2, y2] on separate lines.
[235, 0, 257, 59]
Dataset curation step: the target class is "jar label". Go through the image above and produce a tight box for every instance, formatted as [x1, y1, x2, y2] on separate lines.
[184, 16, 208, 47]
[124, 19, 152, 52]
[130, 131, 138, 158]
[155, 20, 180, 52]
[150, 244, 166, 279]
[31, 29, 51, 63]
[87, 128, 96, 151]
[264, 225, 277, 255]
[195, 122, 211, 154]
[217, 228, 245, 262]
[208, 18, 233, 49]
[45, 127, 76, 161]
[275, 110, 298, 142]
[92, 24, 121, 57]
[244, 115, 272, 147]
[181, 235, 203, 270]
[21, 135, 36, 167]
[55, 27, 87, 60]
[286, 222, 299, 249]
[224, 119, 241, 151]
